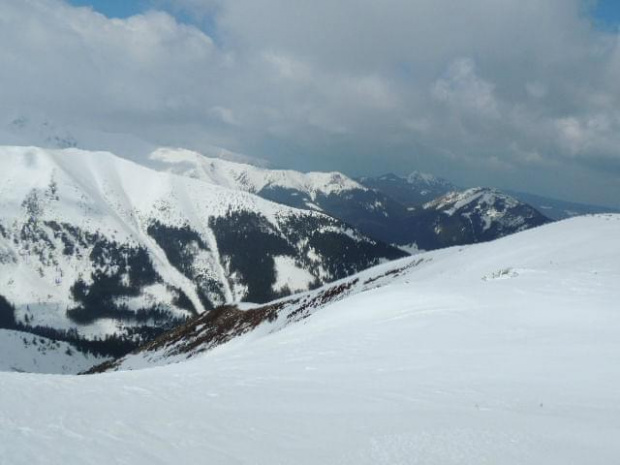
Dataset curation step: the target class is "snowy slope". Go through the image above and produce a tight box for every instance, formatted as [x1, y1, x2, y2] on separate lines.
[0, 329, 107, 374]
[151, 147, 365, 208]
[0, 146, 404, 358]
[0, 215, 613, 464]
[423, 186, 546, 232]
[358, 174, 557, 249]
[150, 148, 411, 244]
[401, 187, 551, 249]
[427, 187, 523, 214]
[95, 213, 617, 372]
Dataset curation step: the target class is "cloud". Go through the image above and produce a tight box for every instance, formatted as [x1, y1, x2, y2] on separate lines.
[0, 0, 619, 206]
[556, 113, 620, 158]
[432, 58, 499, 118]
[0, 1, 225, 128]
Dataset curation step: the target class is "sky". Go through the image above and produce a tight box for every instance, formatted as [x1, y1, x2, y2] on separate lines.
[68, 0, 620, 26]
[67, 0, 149, 18]
[593, 0, 620, 27]
[1, 0, 620, 208]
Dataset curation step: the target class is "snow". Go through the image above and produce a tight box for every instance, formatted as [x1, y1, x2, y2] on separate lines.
[394, 242, 423, 255]
[0, 329, 107, 374]
[404, 171, 456, 193]
[150, 147, 366, 200]
[406, 170, 444, 186]
[426, 187, 518, 215]
[424, 187, 533, 231]
[1, 215, 619, 463]
[0, 145, 378, 336]
[272, 255, 315, 293]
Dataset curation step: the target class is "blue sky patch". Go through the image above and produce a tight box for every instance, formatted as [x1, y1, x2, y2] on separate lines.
[68, 0, 150, 18]
[592, 0, 620, 28]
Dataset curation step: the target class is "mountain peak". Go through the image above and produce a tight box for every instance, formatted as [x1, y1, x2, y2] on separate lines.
[406, 170, 453, 188]
[422, 187, 550, 238]
[150, 148, 366, 201]
[424, 187, 513, 211]
[0, 145, 404, 368]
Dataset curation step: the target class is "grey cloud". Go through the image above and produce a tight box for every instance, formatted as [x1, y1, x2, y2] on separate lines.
[0, 0, 619, 207]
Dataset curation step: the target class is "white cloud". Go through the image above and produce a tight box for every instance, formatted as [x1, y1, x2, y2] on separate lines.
[263, 52, 312, 81]
[556, 113, 620, 157]
[432, 58, 499, 118]
[0, 0, 619, 206]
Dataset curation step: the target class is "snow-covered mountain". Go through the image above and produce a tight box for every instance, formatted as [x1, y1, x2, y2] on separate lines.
[404, 187, 551, 249]
[359, 171, 618, 222]
[358, 171, 457, 207]
[87, 206, 568, 373]
[151, 148, 366, 208]
[357, 173, 551, 249]
[0, 146, 404, 362]
[150, 149, 550, 250]
[150, 148, 410, 244]
[5, 214, 618, 464]
[370, 187, 551, 251]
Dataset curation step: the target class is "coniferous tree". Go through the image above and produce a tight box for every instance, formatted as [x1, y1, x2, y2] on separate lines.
[0, 295, 18, 330]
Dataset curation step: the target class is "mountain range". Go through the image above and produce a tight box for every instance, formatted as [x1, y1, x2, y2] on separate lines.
[1, 143, 618, 462]
[151, 148, 552, 251]
[0, 146, 403, 365]
[5, 115, 615, 222]
[1, 144, 614, 372]
[358, 170, 618, 221]
[88, 214, 620, 376]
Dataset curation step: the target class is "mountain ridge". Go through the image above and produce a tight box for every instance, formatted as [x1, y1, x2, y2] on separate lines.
[358, 171, 457, 207]
[0, 145, 404, 366]
[150, 148, 552, 250]
[87, 213, 620, 374]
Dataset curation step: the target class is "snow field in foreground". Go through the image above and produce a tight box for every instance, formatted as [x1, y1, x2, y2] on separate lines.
[1, 215, 619, 464]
